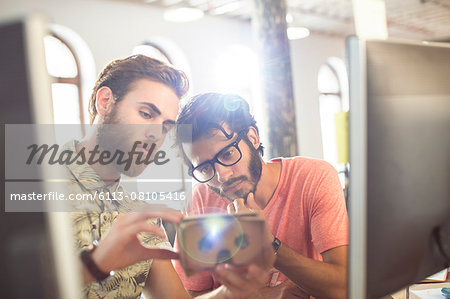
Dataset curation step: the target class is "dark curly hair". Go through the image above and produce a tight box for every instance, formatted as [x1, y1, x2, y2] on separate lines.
[175, 93, 264, 165]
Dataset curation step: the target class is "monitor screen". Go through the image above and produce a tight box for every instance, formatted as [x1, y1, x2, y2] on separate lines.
[0, 14, 80, 299]
[347, 37, 450, 298]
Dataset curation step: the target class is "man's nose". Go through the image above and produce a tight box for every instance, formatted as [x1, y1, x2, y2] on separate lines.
[215, 163, 233, 183]
[145, 124, 163, 142]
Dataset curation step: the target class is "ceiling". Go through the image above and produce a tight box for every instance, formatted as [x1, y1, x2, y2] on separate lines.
[115, 0, 450, 41]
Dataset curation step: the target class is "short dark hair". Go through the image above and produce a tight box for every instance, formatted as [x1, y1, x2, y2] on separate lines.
[88, 54, 189, 124]
[176, 93, 264, 157]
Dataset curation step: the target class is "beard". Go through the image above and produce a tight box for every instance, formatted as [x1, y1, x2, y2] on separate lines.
[96, 105, 149, 177]
[207, 141, 262, 202]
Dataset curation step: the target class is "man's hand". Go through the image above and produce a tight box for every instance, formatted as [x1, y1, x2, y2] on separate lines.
[227, 193, 255, 214]
[83, 210, 182, 284]
[196, 264, 269, 299]
[212, 193, 276, 298]
[227, 193, 266, 219]
[227, 193, 275, 255]
[216, 264, 269, 298]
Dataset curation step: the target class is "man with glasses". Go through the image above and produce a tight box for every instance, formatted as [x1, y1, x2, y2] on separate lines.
[174, 93, 349, 298]
[68, 56, 269, 299]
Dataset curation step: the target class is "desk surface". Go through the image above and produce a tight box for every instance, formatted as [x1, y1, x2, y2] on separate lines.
[389, 281, 450, 299]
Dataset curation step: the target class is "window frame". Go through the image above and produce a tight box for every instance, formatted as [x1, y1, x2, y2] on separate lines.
[46, 33, 85, 136]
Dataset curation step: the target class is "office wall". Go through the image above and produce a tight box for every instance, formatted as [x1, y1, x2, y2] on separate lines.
[291, 34, 346, 158]
[0, 0, 345, 158]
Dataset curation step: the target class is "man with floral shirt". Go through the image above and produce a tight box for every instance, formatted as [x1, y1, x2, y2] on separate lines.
[68, 55, 270, 299]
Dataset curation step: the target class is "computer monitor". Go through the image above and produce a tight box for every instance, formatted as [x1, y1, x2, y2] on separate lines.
[347, 37, 450, 298]
[0, 14, 80, 299]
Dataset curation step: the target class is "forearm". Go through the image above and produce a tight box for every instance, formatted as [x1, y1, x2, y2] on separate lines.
[274, 244, 347, 299]
[144, 260, 190, 299]
[81, 262, 96, 285]
[80, 248, 108, 285]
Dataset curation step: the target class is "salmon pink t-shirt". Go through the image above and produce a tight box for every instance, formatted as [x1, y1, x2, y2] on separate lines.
[173, 157, 349, 291]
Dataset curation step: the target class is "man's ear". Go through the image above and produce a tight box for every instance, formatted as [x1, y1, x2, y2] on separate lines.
[95, 87, 115, 118]
[246, 127, 260, 150]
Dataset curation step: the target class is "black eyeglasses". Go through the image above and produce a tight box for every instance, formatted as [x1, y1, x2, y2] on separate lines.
[190, 131, 245, 183]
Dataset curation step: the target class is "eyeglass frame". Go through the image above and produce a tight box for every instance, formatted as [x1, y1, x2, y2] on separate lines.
[189, 129, 247, 183]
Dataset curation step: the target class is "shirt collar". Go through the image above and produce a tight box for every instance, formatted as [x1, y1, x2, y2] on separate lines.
[63, 140, 121, 192]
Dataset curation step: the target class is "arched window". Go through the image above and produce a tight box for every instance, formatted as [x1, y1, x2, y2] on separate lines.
[133, 42, 172, 64]
[44, 34, 84, 129]
[318, 57, 349, 193]
[132, 37, 192, 90]
[43, 24, 96, 142]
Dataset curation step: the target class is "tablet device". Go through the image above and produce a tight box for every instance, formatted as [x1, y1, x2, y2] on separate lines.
[177, 212, 272, 276]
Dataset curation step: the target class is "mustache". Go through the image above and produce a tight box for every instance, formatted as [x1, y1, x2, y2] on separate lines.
[222, 175, 248, 189]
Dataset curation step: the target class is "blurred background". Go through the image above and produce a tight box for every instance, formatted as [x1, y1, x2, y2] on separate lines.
[1, 0, 449, 168]
[0, 1, 449, 298]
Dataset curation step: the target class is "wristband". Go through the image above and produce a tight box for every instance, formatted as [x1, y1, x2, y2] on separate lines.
[80, 245, 110, 282]
[272, 237, 281, 255]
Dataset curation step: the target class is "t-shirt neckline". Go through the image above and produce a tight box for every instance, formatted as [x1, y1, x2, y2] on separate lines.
[263, 158, 286, 211]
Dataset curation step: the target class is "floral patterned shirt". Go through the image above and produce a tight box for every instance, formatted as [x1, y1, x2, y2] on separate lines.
[63, 141, 170, 299]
